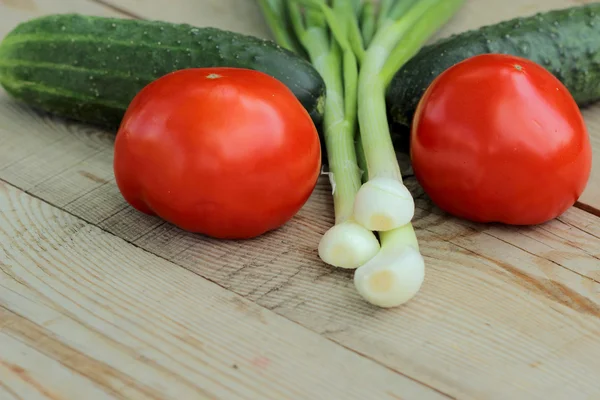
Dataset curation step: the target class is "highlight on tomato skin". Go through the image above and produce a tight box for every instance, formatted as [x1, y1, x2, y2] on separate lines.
[410, 54, 592, 226]
[113, 67, 323, 240]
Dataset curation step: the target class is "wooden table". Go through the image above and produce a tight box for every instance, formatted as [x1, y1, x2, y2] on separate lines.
[1, 0, 599, 399]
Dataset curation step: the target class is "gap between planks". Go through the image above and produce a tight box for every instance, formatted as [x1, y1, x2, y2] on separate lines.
[574, 200, 600, 219]
[89, 0, 143, 19]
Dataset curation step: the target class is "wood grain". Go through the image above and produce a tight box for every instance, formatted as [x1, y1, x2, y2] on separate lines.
[0, 0, 122, 36]
[92, 0, 272, 39]
[431, 0, 596, 40]
[129, 183, 600, 399]
[0, 329, 116, 400]
[0, 180, 444, 400]
[1, 0, 600, 399]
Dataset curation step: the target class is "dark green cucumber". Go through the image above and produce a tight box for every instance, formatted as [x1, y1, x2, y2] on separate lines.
[387, 3, 600, 127]
[0, 13, 326, 130]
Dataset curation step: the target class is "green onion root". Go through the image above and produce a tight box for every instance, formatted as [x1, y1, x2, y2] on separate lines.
[354, 223, 425, 308]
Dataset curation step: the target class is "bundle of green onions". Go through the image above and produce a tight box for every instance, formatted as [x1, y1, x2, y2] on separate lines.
[258, 0, 464, 308]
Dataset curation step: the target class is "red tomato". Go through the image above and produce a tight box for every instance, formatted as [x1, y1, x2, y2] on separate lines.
[410, 54, 592, 225]
[113, 67, 321, 239]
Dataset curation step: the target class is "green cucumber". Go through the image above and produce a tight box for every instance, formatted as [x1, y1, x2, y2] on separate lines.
[387, 3, 600, 127]
[0, 14, 326, 130]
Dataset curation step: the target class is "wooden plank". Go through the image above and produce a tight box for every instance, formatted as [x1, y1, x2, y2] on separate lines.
[0, 180, 443, 400]
[0, 381, 20, 400]
[92, 0, 272, 39]
[430, 0, 596, 39]
[0, 0, 122, 36]
[29, 148, 114, 208]
[0, 331, 114, 400]
[1, 0, 600, 398]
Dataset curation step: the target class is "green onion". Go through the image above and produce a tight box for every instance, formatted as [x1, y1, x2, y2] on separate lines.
[376, 0, 394, 29]
[354, 123, 424, 306]
[257, 0, 305, 55]
[284, 1, 380, 269]
[349, 0, 464, 307]
[258, 0, 464, 306]
[389, 0, 421, 22]
[353, 0, 464, 233]
[359, 2, 376, 46]
[381, 0, 465, 87]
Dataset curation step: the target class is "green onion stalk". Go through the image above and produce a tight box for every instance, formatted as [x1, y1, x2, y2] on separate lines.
[354, 0, 464, 232]
[352, 0, 465, 307]
[259, 0, 465, 307]
[259, 0, 381, 269]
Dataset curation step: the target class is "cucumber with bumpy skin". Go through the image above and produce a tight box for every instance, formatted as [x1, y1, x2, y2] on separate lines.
[387, 3, 600, 127]
[0, 13, 326, 130]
